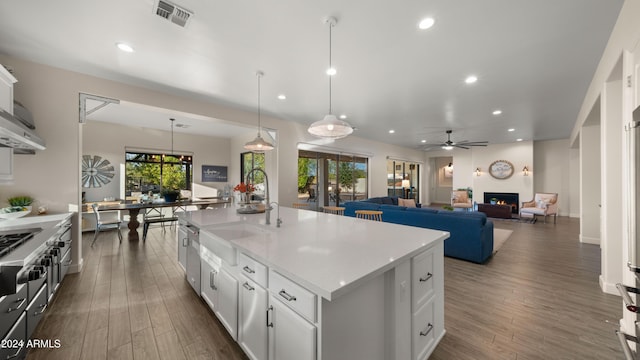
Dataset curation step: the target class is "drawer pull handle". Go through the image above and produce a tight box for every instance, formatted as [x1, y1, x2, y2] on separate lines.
[6, 343, 24, 359]
[243, 266, 255, 274]
[34, 303, 48, 316]
[243, 282, 255, 291]
[266, 305, 274, 327]
[210, 270, 217, 290]
[419, 323, 434, 337]
[7, 298, 26, 313]
[616, 283, 640, 313]
[182, 237, 189, 247]
[279, 289, 297, 302]
[419, 273, 433, 282]
[64, 259, 73, 266]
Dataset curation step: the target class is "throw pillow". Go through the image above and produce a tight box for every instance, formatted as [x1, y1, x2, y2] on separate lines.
[398, 198, 417, 208]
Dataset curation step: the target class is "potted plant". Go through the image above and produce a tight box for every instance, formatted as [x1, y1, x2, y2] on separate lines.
[490, 197, 498, 205]
[8, 195, 34, 210]
[161, 188, 180, 203]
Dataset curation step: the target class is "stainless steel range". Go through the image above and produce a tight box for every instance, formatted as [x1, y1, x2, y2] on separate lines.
[0, 214, 72, 360]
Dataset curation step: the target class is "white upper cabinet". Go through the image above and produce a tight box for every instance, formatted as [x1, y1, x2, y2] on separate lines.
[0, 65, 17, 114]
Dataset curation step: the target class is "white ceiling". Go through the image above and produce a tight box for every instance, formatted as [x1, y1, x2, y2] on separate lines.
[0, 0, 624, 149]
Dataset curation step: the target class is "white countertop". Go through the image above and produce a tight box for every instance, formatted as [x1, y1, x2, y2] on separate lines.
[180, 207, 448, 301]
[0, 213, 73, 267]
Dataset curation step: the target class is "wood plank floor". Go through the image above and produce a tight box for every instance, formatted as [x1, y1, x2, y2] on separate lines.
[26, 216, 623, 359]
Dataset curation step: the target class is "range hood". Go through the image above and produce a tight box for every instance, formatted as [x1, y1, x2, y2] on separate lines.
[0, 108, 45, 152]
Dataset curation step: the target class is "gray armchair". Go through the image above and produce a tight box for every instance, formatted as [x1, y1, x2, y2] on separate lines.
[91, 203, 123, 247]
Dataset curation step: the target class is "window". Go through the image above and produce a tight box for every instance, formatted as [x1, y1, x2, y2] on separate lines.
[125, 151, 192, 195]
[387, 160, 420, 201]
[298, 150, 368, 209]
[241, 152, 266, 196]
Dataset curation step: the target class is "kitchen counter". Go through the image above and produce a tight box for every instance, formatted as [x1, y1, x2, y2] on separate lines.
[180, 207, 448, 300]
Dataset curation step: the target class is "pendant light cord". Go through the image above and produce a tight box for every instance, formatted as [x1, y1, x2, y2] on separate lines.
[258, 73, 262, 135]
[170, 118, 174, 155]
[328, 21, 333, 115]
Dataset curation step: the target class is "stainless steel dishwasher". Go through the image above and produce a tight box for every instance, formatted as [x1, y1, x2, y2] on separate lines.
[185, 225, 201, 294]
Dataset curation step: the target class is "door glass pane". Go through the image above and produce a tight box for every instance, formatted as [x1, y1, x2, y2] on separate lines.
[326, 153, 338, 206]
[298, 151, 318, 209]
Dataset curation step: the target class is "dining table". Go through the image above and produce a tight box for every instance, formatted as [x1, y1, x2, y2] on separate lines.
[95, 198, 232, 241]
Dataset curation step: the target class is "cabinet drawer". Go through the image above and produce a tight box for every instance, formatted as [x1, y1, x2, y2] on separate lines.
[26, 284, 48, 339]
[412, 249, 435, 309]
[269, 270, 316, 323]
[238, 253, 267, 288]
[412, 297, 436, 360]
[0, 283, 27, 339]
[0, 312, 26, 360]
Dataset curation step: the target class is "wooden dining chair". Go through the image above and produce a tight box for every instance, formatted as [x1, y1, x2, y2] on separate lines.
[323, 206, 345, 215]
[292, 203, 308, 209]
[355, 210, 383, 221]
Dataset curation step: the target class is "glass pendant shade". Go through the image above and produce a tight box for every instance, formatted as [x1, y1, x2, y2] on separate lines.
[307, 114, 353, 139]
[244, 133, 274, 152]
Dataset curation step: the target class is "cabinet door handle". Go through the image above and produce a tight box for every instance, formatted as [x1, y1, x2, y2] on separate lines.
[243, 282, 255, 291]
[266, 305, 273, 328]
[278, 289, 297, 302]
[419, 323, 434, 337]
[182, 237, 189, 247]
[616, 283, 640, 313]
[243, 266, 255, 274]
[7, 298, 26, 313]
[210, 270, 217, 290]
[34, 303, 48, 316]
[419, 273, 433, 282]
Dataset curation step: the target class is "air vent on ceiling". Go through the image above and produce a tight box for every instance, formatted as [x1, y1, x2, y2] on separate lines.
[155, 0, 193, 28]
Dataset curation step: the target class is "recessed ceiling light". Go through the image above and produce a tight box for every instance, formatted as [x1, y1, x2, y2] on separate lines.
[389, 130, 395, 134]
[508, 128, 515, 132]
[326, 67, 337, 76]
[339, 114, 347, 119]
[516, 138, 523, 142]
[277, 94, 286, 100]
[493, 110, 502, 115]
[421, 139, 427, 143]
[418, 18, 435, 30]
[116, 42, 134, 53]
[465, 75, 478, 84]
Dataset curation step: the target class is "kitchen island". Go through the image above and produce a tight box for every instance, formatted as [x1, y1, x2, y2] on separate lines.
[179, 207, 448, 360]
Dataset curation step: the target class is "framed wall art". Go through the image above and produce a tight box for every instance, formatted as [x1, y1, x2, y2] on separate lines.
[202, 165, 228, 182]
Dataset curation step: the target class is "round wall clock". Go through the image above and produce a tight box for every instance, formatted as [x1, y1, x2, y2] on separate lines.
[489, 160, 514, 179]
[82, 155, 115, 188]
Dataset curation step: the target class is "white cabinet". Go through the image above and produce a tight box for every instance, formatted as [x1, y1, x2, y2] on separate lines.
[201, 249, 238, 340]
[239, 274, 268, 360]
[0, 65, 17, 114]
[268, 294, 316, 360]
[177, 224, 188, 272]
[0, 147, 13, 183]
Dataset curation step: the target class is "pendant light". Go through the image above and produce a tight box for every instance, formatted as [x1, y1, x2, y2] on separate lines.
[307, 17, 353, 139]
[244, 71, 274, 152]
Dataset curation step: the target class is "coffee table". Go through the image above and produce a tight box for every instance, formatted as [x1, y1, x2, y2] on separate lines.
[477, 203, 513, 219]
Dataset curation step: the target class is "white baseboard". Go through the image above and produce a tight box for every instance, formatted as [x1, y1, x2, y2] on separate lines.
[569, 212, 580, 218]
[69, 257, 83, 274]
[580, 235, 600, 244]
[599, 275, 619, 295]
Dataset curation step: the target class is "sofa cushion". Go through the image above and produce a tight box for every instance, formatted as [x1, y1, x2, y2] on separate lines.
[381, 197, 394, 205]
[365, 197, 384, 204]
[380, 205, 405, 212]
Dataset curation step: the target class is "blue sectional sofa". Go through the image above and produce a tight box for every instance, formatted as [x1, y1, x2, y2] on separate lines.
[343, 198, 494, 263]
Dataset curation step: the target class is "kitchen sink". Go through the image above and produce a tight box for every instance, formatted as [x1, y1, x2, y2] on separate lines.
[200, 223, 269, 265]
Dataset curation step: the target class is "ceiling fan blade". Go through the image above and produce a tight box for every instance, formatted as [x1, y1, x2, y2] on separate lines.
[453, 144, 470, 149]
[458, 140, 489, 144]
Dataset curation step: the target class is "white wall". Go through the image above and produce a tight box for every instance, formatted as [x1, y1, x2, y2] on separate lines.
[428, 142, 534, 207]
[533, 139, 574, 217]
[580, 124, 601, 244]
[82, 120, 232, 202]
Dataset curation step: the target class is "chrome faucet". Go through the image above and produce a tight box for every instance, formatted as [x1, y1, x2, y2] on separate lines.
[246, 168, 271, 225]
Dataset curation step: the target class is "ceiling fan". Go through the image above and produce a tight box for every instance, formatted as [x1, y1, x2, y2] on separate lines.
[423, 130, 489, 150]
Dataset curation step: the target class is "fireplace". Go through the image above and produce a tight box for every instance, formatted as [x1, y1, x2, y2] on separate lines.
[483, 192, 519, 214]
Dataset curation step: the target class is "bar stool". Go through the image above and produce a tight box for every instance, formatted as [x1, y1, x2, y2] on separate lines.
[355, 210, 383, 221]
[323, 206, 345, 215]
[292, 203, 308, 209]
